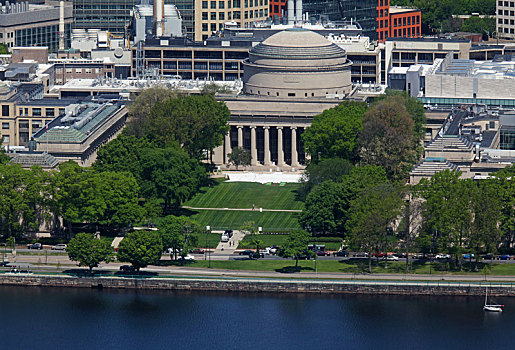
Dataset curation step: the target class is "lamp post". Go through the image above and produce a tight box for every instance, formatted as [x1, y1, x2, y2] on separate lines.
[206, 225, 211, 268]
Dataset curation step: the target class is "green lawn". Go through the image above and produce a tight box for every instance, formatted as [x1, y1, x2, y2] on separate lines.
[167, 259, 515, 276]
[184, 180, 304, 210]
[191, 232, 223, 249]
[188, 209, 302, 232]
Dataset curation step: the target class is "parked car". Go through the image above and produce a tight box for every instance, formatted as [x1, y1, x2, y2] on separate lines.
[221, 234, 229, 243]
[248, 252, 264, 259]
[353, 252, 369, 258]
[119, 265, 136, 272]
[412, 253, 424, 259]
[482, 254, 495, 260]
[190, 248, 205, 254]
[27, 243, 43, 250]
[269, 245, 279, 255]
[463, 253, 475, 259]
[386, 255, 399, 261]
[435, 254, 451, 259]
[393, 253, 407, 259]
[371, 252, 387, 258]
[316, 250, 330, 256]
[51, 244, 67, 251]
[239, 250, 255, 256]
[333, 250, 349, 257]
[178, 254, 195, 261]
[0, 261, 11, 267]
[498, 254, 511, 260]
[224, 229, 234, 238]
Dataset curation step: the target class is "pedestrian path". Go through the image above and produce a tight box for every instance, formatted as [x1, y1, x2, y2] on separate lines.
[182, 205, 301, 213]
[214, 230, 246, 254]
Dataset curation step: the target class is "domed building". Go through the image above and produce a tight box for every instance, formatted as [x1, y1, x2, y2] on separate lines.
[242, 28, 352, 98]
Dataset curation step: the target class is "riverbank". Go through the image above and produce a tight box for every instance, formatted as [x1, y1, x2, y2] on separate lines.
[2, 272, 515, 297]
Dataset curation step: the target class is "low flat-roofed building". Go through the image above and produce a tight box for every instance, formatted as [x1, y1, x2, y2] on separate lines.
[32, 101, 128, 166]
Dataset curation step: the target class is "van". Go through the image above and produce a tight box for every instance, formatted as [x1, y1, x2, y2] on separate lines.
[221, 234, 229, 242]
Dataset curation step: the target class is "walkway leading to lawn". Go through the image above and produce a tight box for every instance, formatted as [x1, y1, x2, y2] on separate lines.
[181, 206, 302, 213]
[214, 230, 245, 254]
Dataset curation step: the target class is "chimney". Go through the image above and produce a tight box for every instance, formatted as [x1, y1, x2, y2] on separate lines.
[295, 0, 302, 23]
[154, 0, 164, 37]
[287, 0, 294, 25]
[59, 1, 65, 50]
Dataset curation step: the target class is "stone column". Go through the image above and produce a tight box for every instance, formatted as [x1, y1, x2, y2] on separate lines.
[277, 126, 284, 166]
[250, 126, 257, 166]
[224, 132, 231, 164]
[291, 126, 299, 167]
[237, 126, 243, 148]
[264, 126, 271, 166]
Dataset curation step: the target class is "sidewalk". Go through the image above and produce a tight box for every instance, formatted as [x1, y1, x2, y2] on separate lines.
[214, 230, 245, 255]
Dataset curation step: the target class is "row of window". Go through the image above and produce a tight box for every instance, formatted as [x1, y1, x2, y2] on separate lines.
[56, 67, 103, 74]
[498, 1, 515, 7]
[393, 15, 420, 27]
[499, 26, 515, 34]
[16, 107, 64, 117]
[201, 0, 268, 9]
[202, 8, 266, 21]
[499, 18, 515, 25]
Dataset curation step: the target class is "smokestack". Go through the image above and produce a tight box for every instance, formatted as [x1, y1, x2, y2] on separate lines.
[59, 1, 65, 50]
[154, 0, 164, 37]
[295, 0, 302, 23]
[287, 0, 294, 25]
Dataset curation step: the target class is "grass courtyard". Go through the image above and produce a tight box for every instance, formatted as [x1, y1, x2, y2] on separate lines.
[181, 179, 304, 231]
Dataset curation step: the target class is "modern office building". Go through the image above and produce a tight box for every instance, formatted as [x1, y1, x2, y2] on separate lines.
[0, 1, 73, 52]
[497, 0, 515, 40]
[72, 0, 137, 34]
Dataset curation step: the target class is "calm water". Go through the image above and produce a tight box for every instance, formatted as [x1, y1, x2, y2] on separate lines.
[0, 286, 513, 350]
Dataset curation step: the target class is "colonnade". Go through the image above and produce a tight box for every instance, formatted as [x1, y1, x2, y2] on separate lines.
[224, 125, 304, 167]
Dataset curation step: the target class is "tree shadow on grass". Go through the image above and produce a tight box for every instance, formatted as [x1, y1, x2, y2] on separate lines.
[171, 208, 199, 217]
[113, 270, 158, 278]
[63, 268, 111, 278]
[154, 260, 196, 267]
[275, 265, 314, 273]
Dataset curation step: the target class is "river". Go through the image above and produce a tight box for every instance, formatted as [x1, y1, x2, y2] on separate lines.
[0, 286, 512, 349]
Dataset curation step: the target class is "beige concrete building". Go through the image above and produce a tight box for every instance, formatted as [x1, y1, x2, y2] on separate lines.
[194, 0, 269, 41]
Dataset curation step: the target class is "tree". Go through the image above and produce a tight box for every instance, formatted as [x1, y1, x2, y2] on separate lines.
[359, 95, 418, 181]
[0, 147, 9, 164]
[240, 221, 261, 252]
[278, 230, 311, 268]
[125, 87, 179, 138]
[228, 147, 251, 169]
[0, 44, 9, 54]
[346, 183, 405, 273]
[117, 230, 163, 271]
[298, 157, 353, 200]
[140, 145, 205, 212]
[159, 215, 201, 260]
[302, 101, 367, 163]
[462, 16, 495, 35]
[67, 233, 114, 272]
[146, 94, 230, 159]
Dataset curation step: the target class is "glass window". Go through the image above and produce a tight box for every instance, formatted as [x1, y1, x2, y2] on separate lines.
[202, 1, 208, 8]
[219, 1, 225, 9]
[219, 12, 225, 20]
[2, 122, 9, 129]
[211, 1, 216, 8]
[33, 108, 41, 116]
[211, 12, 216, 20]
[203, 12, 208, 20]
[45, 108, 55, 117]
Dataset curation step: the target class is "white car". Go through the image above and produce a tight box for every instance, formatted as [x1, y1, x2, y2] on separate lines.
[178, 254, 195, 261]
[386, 255, 399, 261]
[435, 254, 451, 259]
[51, 244, 67, 251]
[220, 234, 229, 242]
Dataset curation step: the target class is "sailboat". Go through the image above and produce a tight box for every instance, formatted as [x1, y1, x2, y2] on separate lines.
[484, 287, 504, 312]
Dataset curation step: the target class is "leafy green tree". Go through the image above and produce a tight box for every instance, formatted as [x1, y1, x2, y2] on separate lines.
[299, 157, 353, 200]
[462, 15, 495, 35]
[125, 87, 179, 138]
[0, 44, 9, 54]
[67, 233, 114, 272]
[346, 183, 405, 273]
[147, 94, 230, 159]
[159, 215, 201, 260]
[117, 230, 163, 270]
[492, 165, 515, 249]
[278, 230, 311, 268]
[359, 95, 418, 181]
[140, 145, 205, 212]
[0, 147, 9, 164]
[416, 170, 473, 270]
[228, 147, 251, 170]
[302, 101, 367, 162]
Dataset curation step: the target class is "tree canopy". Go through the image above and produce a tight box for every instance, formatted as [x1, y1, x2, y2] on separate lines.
[117, 230, 163, 270]
[301, 101, 367, 163]
[278, 230, 311, 268]
[159, 215, 201, 260]
[67, 233, 114, 272]
[228, 147, 251, 170]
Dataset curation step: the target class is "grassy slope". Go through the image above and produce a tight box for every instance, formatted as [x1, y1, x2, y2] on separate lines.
[184, 180, 304, 210]
[238, 234, 343, 250]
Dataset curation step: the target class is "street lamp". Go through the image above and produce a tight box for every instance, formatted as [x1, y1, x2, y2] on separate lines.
[206, 225, 211, 268]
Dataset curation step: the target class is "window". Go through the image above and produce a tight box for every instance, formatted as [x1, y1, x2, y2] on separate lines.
[211, 23, 217, 31]
[33, 108, 41, 116]
[18, 108, 22, 116]
[56, 68, 63, 74]
[58, 108, 65, 115]
[203, 12, 208, 20]
[202, 23, 208, 31]
[45, 108, 55, 117]
[2, 122, 9, 129]
[202, 0, 208, 8]
[75, 68, 82, 73]
[288, 92, 295, 96]
[211, 0, 216, 8]
[211, 12, 216, 20]
[66, 68, 72, 74]
[85, 68, 92, 74]
[2, 105, 9, 117]
[219, 12, 225, 20]
[32, 120, 41, 129]
[2, 135, 9, 143]
[219, 1, 225, 8]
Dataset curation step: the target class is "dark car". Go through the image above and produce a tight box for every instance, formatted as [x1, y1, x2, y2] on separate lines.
[333, 250, 349, 257]
[190, 248, 205, 254]
[119, 265, 136, 272]
[248, 252, 264, 259]
[239, 250, 255, 256]
[498, 254, 511, 260]
[224, 229, 234, 238]
[0, 261, 11, 267]
[27, 243, 43, 250]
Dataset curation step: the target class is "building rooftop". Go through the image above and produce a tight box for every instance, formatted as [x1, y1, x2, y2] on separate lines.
[389, 6, 420, 14]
